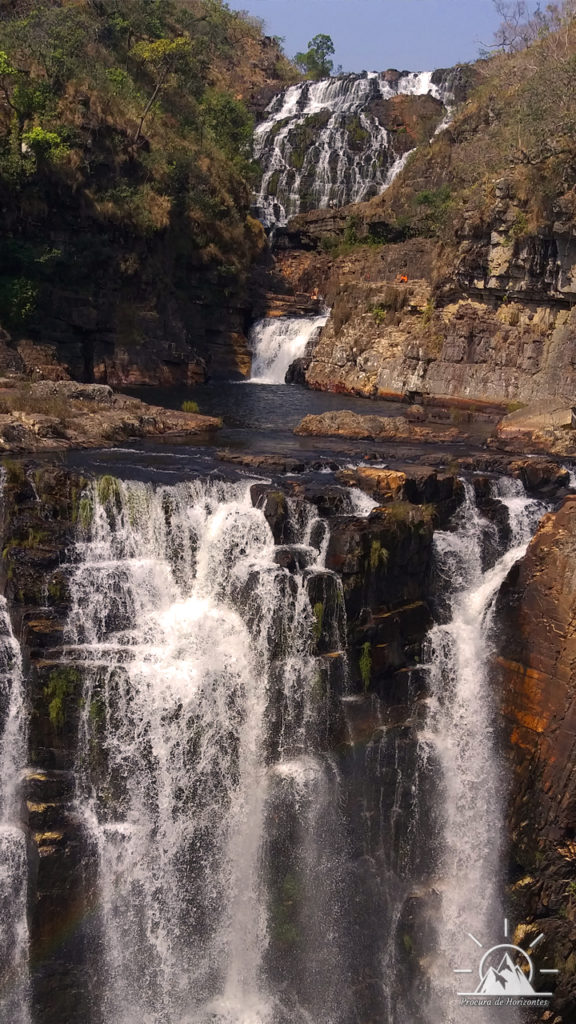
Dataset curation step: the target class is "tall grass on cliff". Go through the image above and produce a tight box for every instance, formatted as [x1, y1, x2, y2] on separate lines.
[0, 0, 293, 331]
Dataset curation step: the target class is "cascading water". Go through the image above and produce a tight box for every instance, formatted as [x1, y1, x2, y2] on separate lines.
[0, 481, 31, 1024]
[253, 71, 455, 226]
[64, 476, 348, 1024]
[249, 314, 328, 383]
[422, 478, 545, 1023]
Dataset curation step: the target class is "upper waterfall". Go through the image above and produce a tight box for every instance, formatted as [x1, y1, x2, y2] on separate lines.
[253, 69, 456, 227]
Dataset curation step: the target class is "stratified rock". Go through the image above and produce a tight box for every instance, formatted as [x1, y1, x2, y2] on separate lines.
[493, 400, 576, 455]
[30, 381, 114, 403]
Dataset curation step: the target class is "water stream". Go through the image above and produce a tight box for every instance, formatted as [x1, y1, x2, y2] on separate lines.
[0, 462, 553, 1023]
[248, 314, 328, 384]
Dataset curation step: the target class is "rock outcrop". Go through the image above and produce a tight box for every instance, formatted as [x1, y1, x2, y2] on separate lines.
[294, 409, 463, 443]
[0, 381, 220, 452]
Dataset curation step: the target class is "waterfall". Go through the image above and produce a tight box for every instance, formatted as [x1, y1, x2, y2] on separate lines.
[253, 71, 455, 226]
[64, 477, 348, 1024]
[422, 478, 545, 1022]
[249, 314, 328, 383]
[0, 485, 32, 1024]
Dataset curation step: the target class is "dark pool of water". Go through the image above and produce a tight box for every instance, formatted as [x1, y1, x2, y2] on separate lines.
[124, 381, 404, 433]
[52, 381, 494, 484]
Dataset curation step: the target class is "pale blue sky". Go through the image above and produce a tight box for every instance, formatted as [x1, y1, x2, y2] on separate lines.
[236, 0, 530, 72]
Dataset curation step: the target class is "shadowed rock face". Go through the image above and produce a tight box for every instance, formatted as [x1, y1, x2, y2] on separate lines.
[497, 497, 576, 1020]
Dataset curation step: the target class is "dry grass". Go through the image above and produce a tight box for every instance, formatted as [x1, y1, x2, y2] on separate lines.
[0, 388, 98, 422]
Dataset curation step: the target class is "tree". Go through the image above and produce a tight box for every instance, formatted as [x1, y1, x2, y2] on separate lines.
[130, 36, 197, 143]
[491, 1, 576, 53]
[201, 89, 253, 158]
[294, 34, 335, 80]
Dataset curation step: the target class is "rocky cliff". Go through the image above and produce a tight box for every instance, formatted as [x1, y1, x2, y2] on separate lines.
[497, 497, 576, 1019]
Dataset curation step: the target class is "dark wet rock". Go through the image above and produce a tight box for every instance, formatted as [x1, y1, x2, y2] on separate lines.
[284, 357, 309, 384]
[220, 450, 306, 474]
[497, 497, 576, 1017]
[250, 485, 293, 543]
[274, 544, 316, 572]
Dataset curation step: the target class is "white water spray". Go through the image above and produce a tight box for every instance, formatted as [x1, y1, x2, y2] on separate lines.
[0, 480, 31, 1024]
[65, 477, 346, 1024]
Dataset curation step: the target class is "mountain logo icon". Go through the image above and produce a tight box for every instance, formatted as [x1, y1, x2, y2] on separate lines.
[454, 919, 559, 1000]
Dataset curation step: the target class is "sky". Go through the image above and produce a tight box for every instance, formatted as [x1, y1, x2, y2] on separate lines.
[236, 0, 513, 72]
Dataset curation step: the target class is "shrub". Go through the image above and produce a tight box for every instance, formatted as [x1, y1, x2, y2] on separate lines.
[44, 667, 81, 731]
[0, 276, 38, 328]
[359, 641, 372, 691]
[181, 400, 199, 413]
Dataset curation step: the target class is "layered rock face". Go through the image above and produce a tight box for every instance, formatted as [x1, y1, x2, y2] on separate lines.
[283, 219, 576, 404]
[497, 497, 576, 1019]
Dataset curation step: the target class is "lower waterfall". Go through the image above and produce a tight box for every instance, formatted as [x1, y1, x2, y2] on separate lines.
[63, 478, 348, 1024]
[0, 564, 31, 1022]
[422, 478, 545, 1022]
[0, 465, 552, 1024]
[248, 315, 328, 384]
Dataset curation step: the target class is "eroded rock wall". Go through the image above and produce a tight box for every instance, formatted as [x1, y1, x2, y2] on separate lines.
[280, 183, 576, 404]
[497, 497, 576, 1020]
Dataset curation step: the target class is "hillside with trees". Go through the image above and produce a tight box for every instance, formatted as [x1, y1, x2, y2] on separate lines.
[0, 0, 296, 385]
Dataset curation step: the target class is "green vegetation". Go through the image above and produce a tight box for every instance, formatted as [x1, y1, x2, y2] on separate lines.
[313, 601, 324, 640]
[359, 641, 372, 691]
[422, 297, 436, 327]
[181, 399, 199, 413]
[0, 0, 291, 336]
[384, 501, 436, 529]
[271, 872, 301, 947]
[77, 495, 94, 529]
[2, 527, 49, 560]
[44, 666, 81, 731]
[285, 111, 331, 170]
[370, 539, 389, 571]
[96, 474, 121, 506]
[294, 33, 335, 80]
[1, 457, 26, 486]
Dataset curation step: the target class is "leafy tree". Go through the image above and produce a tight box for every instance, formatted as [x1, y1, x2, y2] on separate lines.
[130, 35, 199, 142]
[3, 7, 94, 90]
[201, 89, 253, 158]
[294, 33, 335, 80]
[22, 126, 68, 165]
